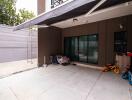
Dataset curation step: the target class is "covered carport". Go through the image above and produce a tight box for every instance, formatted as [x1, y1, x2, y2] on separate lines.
[14, 0, 132, 67]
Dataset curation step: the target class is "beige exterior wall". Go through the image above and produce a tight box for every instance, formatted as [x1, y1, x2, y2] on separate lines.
[37, 0, 45, 15]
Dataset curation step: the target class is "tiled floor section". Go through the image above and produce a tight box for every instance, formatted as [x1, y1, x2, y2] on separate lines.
[0, 59, 37, 78]
[0, 65, 131, 100]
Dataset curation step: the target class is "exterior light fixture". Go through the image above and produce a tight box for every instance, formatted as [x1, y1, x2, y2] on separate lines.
[119, 24, 123, 29]
[73, 18, 78, 22]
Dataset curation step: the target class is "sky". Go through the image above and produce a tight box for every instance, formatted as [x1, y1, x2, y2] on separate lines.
[16, 0, 37, 15]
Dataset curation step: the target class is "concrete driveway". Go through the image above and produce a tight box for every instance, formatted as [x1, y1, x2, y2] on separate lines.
[0, 59, 37, 78]
[0, 65, 131, 100]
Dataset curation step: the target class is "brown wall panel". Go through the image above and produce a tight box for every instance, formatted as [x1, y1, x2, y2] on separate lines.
[62, 22, 98, 37]
[98, 21, 107, 66]
[38, 27, 62, 66]
[127, 15, 132, 52]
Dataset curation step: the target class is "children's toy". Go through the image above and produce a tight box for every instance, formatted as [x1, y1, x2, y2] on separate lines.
[128, 71, 132, 85]
[102, 64, 120, 74]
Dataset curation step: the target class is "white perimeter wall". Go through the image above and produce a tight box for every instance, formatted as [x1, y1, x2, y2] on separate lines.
[0, 24, 38, 63]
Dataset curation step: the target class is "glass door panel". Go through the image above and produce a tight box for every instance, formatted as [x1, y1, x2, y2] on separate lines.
[87, 35, 98, 64]
[79, 36, 88, 62]
[71, 37, 79, 61]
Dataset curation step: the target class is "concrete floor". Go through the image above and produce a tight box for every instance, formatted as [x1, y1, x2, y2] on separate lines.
[0, 65, 131, 100]
[0, 59, 37, 78]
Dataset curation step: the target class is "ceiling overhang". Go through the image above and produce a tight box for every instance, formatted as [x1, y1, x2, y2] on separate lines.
[14, 0, 132, 31]
[14, 0, 96, 31]
[52, 1, 132, 28]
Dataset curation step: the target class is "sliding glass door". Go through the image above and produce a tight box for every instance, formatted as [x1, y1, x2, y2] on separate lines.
[64, 37, 78, 61]
[71, 37, 79, 61]
[87, 35, 98, 64]
[64, 34, 98, 64]
[79, 36, 88, 62]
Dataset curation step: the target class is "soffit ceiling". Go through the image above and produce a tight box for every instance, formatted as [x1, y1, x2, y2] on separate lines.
[43, 0, 132, 25]
[52, 1, 132, 28]
[14, 0, 132, 30]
